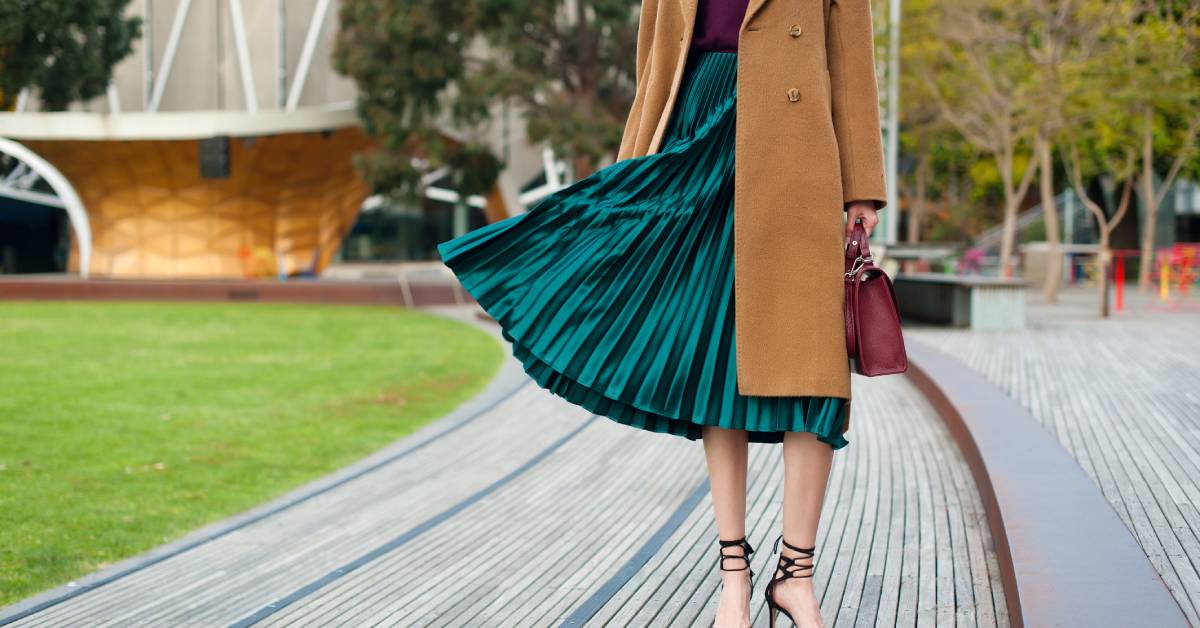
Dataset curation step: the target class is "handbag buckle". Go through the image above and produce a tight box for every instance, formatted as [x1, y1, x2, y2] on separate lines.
[845, 255, 873, 278]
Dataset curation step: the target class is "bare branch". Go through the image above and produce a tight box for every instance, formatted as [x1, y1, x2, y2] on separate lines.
[1153, 114, 1200, 209]
[1067, 142, 1109, 226]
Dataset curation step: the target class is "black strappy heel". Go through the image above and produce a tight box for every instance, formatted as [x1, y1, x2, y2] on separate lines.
[763, 534, 816, 628]
[714, 537, 756, 628]
[716, 536, 756, 581]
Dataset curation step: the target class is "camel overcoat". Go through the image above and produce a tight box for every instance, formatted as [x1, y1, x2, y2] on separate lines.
[617, 0, 888, 400]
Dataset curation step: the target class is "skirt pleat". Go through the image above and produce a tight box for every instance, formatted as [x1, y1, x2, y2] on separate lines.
[436, 51, 849, 448]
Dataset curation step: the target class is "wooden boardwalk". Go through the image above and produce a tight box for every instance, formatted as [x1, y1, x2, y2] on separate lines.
[908, 287, 1200, 625]
[3, 306, 1007, 627]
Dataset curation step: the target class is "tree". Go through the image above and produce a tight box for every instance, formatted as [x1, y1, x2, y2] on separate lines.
[333, 0, 641, 207]
[896, 0, 1199, 313]
[1056, 0, 1200, 316]
[1130, 2, 1200, 291]
[898, 0, 993, 248]
[1065, 145, 1136, 317]
[1021, 0, 1111, 303]
[912, 0, 1040, 278]
[899, 0, 951, 245]
[0, 0, 141, 112]
[1061, 0, 1144, 317]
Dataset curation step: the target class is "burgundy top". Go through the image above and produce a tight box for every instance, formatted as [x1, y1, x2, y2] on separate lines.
[689, 0, 751, 53]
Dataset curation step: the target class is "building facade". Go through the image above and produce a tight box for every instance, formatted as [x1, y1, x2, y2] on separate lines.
[0, 0, 552, 279]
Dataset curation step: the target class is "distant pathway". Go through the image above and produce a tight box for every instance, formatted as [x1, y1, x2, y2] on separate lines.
[2, 305, 1006, 627]
[908, 287, 1200, 624]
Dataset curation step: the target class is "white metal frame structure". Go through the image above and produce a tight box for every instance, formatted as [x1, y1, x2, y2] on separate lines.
[288, 0, 333, 111]
[0, 138, 92, 277]
[146, 0, 193, 113]
[516, 147, 570, 211]
[228, 0, 258, 113]
[136, 0, 331, 115]
[419, 166, 487, 210]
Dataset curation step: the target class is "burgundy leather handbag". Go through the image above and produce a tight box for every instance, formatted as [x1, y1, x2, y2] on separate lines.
[844, 221, 907, 376]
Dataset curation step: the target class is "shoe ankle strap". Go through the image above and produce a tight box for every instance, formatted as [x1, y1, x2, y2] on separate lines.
[771, 534, 815, 580]
[772, 533, 814, 556]
[717, 536, 756, 573]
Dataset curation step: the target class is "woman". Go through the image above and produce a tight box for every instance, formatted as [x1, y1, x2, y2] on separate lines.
[436, 0, 887, 626]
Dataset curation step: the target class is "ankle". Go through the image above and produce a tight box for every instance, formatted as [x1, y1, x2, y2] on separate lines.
[716, 536, 756, 581]
[777, 548, 813, 570]
[775, 574, 814, 591]
[720, 569, 752, 590]
[770, 535, 815, 574]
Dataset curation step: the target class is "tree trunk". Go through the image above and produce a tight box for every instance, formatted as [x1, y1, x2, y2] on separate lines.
[1097, 242, 1111, 318]
[998, 154, 1018, 279]
[996, 143, 1037, 279]
[907, 151, 928, 244]
[1066, 145, 1135, 318]
[1038, 135, 1062, 304]
[1138, 108, 1157, 292]
[1097, 179, 1134, 318]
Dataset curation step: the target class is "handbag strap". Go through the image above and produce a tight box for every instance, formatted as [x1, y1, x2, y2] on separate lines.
[845, 220, 872, 258]
[845, 220, 874, 278]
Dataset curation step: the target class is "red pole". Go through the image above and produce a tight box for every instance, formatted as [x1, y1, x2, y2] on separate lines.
[1181, 252, 1194, 296]
[1115, 253, 1125, 312]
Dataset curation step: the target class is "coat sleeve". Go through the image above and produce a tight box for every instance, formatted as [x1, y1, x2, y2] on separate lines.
[617, 0, 658, 162]
[634, 0, 657, 85]
[825, 0, 888, 210]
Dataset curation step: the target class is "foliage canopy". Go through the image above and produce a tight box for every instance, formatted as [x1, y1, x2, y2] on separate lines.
[0, 0, 141, 112]
[334, 0, 641, 203]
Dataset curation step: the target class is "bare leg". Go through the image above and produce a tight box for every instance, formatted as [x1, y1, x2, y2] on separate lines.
[702, 425, 751, 628]
[773, 431, 834, 627]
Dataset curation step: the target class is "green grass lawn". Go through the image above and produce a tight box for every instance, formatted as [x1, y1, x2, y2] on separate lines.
[0, 300, 504, 606]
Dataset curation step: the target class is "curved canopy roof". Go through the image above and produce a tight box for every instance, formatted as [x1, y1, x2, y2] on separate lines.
[0, 104, 359, 141]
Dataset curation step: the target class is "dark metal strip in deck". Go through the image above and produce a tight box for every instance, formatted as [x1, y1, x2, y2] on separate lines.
[0, 373, 530, 627]
[558, 477, 711, 628]
[228, 414, 599, 628]
[905, 338, 1188, 628]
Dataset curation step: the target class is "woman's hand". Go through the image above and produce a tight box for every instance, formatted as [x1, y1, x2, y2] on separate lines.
[844, 201, 879, 247]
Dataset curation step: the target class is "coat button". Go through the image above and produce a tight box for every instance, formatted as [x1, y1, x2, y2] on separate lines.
[787, 87, 801, 102]
[789, 24, 803, 37]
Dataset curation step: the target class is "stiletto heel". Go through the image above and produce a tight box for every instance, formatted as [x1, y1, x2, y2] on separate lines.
[762, 534, 817, 628]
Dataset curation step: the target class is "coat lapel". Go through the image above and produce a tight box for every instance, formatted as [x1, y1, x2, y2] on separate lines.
[743, 0, 772, 26]
[678, 0, 697, 33]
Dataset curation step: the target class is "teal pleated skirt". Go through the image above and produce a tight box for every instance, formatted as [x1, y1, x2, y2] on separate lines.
[436, 51, 849, 449]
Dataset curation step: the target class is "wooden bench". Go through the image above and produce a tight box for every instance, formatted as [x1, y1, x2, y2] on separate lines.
[894, 272, 1027, 330]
